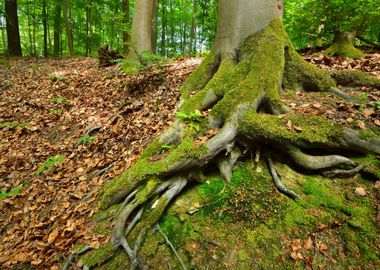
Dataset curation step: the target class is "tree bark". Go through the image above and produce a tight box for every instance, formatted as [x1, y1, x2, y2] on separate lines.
[160, 0, 167, 56]
[151, 0, 159, 54]
[128, 0, 157, 61]
[189, 0, 197, 54]
[215, 0, 283, 59]
[42, 0, 48, 57]
[62, 0, 74, 56]
[53, 0, 61, 56]
[123, 0, 130, 55]
[5, 0, 22, 56]
[85, 0, 92, 56]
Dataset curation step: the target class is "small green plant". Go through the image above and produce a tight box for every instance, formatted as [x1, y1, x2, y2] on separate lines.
[176, 111, 202, 122]
[0, 122, 29, 128]
[50, 109, 62, 115]
[358, 93, 368, 100]
[374, 101, 380, 110]
[189, 123, 201, 132]
[79, 134, 95, 144]
[51, 96, 69, 104]
[161, 144, 174, 153]
[0, 186, 22, 199]
[36, 155, 64, 175]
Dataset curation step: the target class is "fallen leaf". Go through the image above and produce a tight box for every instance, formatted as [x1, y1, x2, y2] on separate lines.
[355, 187, 366, 196]
[287, 120, 292, 130]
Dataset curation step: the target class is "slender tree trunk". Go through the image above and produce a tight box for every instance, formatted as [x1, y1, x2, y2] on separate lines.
[189, 0, 197, 54]
[123, 0, 130, 55]
[128, 0, 157, 60]
[26, 0, 33, 54]
[85, 0, 92, 56]
[42, 0, 48, 57]
[5, 0, 22, 56]
[160, 0, 167, 56]
[169, 0, 175, 54]
[151, 0, 159, 54]
[62, 0, 74, 55]
[54, 0, 61, 56]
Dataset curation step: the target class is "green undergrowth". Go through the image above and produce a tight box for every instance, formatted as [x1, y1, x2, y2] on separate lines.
[0, 122, 30, 128]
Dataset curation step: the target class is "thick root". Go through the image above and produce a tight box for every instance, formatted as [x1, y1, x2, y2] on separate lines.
[329, 69, 380, 88]
[284, 145, 356, 170]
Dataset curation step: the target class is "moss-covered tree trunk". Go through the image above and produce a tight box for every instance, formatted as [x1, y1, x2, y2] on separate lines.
[325, 31, 364, 59]
[79, 0, 380, 269]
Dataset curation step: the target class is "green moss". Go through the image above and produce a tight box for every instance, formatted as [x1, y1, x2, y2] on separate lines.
[283, 47, 335, 92]
[325, 41, 364, 59]
[82, 243, 116, 268]
[180, 51, 217, 99]
[239, 113, 343, 146]
[210, 20, 286, 121]
[330, 69, 380, 88]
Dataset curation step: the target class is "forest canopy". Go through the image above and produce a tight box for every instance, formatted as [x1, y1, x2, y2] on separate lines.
[0, 0, 379, 57]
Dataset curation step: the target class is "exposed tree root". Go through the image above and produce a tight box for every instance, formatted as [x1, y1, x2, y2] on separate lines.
[267, 157, 300, 199]
[84, 20, 380, 269]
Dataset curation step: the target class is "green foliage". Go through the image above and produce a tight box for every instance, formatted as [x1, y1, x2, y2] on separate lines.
[51, 96, 70, 104]
[0, 186, 22, 199]
[36, 155, 64, 175]
[374, 101, 380, 110]
[176, 111, 202, 122]
[358, 92, 368, 100]
[79, 134, 95, 144]
[0, 122, 30, 128]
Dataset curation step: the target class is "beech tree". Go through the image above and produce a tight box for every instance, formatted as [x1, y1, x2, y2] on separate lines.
[5, 0, 22, 56]
[127, 0, 157, 61]
[83, 0, 380, 268]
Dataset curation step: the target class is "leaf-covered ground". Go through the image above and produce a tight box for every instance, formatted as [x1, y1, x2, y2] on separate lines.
[0, 49, 379, 269]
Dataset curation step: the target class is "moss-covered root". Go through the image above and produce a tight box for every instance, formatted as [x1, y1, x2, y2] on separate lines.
[283, 45, 336, 92]
[325, 32, 364, 59]
[330, 69, 380, 88]
[109, 177, 188, 270]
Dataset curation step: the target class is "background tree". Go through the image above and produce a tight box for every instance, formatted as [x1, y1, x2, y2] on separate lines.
[5, 0, 22, 56]
[82, 0, 380, 268]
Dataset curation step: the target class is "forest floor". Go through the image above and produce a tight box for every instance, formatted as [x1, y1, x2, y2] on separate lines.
[0, 49, 379, 269]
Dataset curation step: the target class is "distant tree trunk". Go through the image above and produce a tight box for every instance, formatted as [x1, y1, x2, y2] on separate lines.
[189, 0, 197, 54]
[5, 0, 22, 56]
[54, 0, 61, 56]
[85, 0, 92, 56]
[62, 0, 74, 55]
[42, 0, 48, 57]
[199, 0, 207, 53]
[123, 0, 130, 55]
[169, 0, 175, 55]
[325, 31, 364, 59]
[128, 0, 157, 60]
[151, 0, 159, 54]
[160, 0, 167, 56]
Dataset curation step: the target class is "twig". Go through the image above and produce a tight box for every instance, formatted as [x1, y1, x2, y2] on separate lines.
[267, 157, 300, 199]
[156, 224, 187, 270]
[86, 125, 103, 136]
[62, 246, 92, 270]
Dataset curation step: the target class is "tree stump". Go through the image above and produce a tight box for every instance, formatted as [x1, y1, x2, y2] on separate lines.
[98, 45, 123, 67]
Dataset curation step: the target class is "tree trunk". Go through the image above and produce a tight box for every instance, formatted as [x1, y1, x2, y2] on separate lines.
[123, 0, 130, 55]
[62, 0, 74, 56]
[160, 0, 167, 56]
[151, 0, 159, 54]
[215, 0, 283, 59]
[169, 0, 175, 55]
[54, 0, 61, 56]
[85, 0, 92, 56]
[128, 0, 157, 61]
[42, 0, 48, 57]
[189, 0, 197, 54]
[325, 31, 364, 59]
[5, 0, 22, 56]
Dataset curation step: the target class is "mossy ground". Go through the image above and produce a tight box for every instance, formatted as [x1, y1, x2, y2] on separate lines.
[129, 161, 378, 269]
[325, 41, 364, 59]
